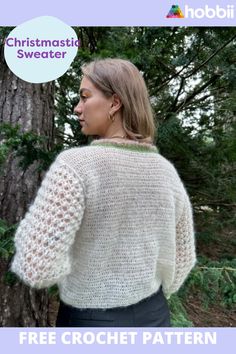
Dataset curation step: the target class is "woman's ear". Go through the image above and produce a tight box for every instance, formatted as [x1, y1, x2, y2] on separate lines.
[110, 94, 122, 115]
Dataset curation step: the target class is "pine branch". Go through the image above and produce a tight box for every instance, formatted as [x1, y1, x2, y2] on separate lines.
[171, 77, 185, 111]
[183, 33, 236, 79]
[198, 266, 236, 272]
[194, 202, 236, 208]
[175, 74, 220, 113]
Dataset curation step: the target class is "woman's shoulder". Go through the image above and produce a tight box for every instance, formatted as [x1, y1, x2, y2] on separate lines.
[57, 145, 96, 159]
[55, 145, 105, 172]
[156, 152, 180, 176]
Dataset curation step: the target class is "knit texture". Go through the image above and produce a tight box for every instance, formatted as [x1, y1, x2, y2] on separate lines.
[11, 138, 196, 308]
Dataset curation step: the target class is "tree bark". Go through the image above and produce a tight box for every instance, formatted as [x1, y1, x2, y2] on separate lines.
[0, 43, 55, 326]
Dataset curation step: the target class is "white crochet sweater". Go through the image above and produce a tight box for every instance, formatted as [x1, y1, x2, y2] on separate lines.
[11, 138, 196, 309]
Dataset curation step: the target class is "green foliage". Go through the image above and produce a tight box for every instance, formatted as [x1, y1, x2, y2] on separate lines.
[0, 218, 17, 260]
[168, 256, 236, 326]
[4, 271, 18, 286]
[0, 122, 63, 172]
[168, 293, 193, 327]
[0, 219, 19, 285]
[0, 218, 19, 286]
[0, 143, 9, 165]
[0, 26, 14, 43]
[47, 285, 59, 298]
[182, 257, 236, 309]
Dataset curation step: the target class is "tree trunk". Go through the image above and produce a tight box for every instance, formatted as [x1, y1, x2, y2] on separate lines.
[0, 43, 55, 326]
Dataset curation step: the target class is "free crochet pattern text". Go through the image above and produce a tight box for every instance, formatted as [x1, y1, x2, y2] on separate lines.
[19, 331, 217, 345]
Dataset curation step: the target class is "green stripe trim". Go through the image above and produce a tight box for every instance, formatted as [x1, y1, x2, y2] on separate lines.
[90, 142, 159, 153]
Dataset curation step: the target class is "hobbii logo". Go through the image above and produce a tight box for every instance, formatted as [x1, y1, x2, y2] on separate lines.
[186, 4, 234, 18]
[166, 4, 235, 19]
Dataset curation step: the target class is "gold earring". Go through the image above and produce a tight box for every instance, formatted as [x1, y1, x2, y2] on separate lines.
[109, 112, 115, 122]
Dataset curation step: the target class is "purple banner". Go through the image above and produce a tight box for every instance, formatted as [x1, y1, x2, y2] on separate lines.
[0, 0, 235, 26]
[0, 328, 235, 354]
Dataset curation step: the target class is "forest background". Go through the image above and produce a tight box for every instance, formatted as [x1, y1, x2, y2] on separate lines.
[0, 27, 235, 326]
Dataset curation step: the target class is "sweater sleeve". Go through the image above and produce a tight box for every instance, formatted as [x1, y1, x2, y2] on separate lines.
[10, 155, 86, 289]
[164, 193, 197, 298]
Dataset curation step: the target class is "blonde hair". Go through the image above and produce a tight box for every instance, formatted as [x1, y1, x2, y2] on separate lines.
[81, 58, 156, 143]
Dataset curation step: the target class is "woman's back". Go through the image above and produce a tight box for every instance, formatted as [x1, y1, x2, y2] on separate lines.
[11, 138, 195, 310]
[12, 138, 193, 310]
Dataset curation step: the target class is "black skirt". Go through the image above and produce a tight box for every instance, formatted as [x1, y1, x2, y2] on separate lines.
[56, 287, 171, 327]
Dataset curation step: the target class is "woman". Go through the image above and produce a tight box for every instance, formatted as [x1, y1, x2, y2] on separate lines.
[11, 58, 196, 327]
